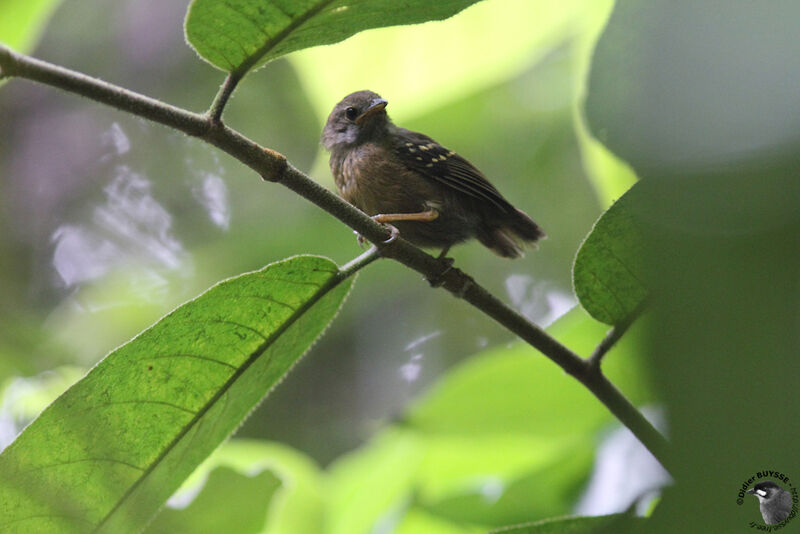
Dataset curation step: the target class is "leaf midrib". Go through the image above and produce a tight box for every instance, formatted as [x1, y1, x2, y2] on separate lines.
[93, 265, 345, 532]
[231, 0, 338, 75]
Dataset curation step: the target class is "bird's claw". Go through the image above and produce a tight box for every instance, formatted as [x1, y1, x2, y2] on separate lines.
[381, 224, 400, 244]
[354, 223, 400, 249]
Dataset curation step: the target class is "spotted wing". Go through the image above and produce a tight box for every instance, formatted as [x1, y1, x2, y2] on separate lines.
[392, 129, 513, 213]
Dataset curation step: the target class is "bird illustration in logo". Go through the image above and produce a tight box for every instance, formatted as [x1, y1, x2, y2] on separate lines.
[746, 480, 792, 524]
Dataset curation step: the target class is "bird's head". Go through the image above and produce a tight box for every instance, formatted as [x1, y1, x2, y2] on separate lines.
[322, 90, 390, 151]
[747, 481, 783, 502]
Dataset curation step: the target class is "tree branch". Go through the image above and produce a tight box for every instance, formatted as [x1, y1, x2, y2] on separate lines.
[0, 44, 672, 474]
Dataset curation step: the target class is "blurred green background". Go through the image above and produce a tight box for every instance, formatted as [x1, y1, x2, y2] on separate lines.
[0, 0, 628, 461]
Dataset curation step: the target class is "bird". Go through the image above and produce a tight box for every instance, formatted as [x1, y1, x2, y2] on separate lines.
[321, 90, 544, 259]
[746, 480, 793, 524]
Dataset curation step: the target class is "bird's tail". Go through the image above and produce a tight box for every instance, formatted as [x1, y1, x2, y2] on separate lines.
[478, 209, 545, 259]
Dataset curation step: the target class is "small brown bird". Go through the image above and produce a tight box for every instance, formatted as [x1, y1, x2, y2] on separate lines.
[322, 90, 544, 258]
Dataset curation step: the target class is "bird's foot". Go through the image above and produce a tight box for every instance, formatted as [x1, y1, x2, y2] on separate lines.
[356, 223, 400, 250]
[380, 223, 400, 245]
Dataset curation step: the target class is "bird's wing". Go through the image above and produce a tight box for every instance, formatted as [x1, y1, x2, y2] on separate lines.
[392, 129, 513, 213]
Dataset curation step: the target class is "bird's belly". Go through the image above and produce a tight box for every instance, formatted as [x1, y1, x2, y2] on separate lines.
[336, 148, 478, 248]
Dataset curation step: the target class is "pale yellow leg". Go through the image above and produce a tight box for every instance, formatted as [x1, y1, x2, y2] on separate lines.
[372, 209, 439, 224]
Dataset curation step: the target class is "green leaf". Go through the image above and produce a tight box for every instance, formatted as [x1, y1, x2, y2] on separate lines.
[489, 514, 645, 533]
[420, 438, 594, 526]
[184, 0, 484, 74]
[0, 0, 60, 53]
[145, 466, 281, 534]
[0, 255, 354, 533]
[572, 186, 647, 325]
[157, 439, 324, 534]
[326, 429, 423, 534]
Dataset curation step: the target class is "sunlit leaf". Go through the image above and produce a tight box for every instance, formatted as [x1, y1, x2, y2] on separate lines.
[159, 439, 324, 534]
[290, 0, 602, 121]
[0, 0, 60, 53]
[572, 186, 646, 325]
[489, 513, 645, 533]
[420, 438, 593, 526]
[0, 255, 354, 533]
[394, 507, 485, 534]
[145, 466, 281, 534]
[326, 430, 423, 534]
[184, 0, 483, 74]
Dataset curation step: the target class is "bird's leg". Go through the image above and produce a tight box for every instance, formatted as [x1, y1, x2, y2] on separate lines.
[363, 209, 438, 250]
[371, 209, 439, 224]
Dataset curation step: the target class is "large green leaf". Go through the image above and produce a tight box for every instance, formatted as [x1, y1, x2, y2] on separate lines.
[184, 0, 484, 74]
[572, 186, 646, 325]
[0, 255, 354, 534]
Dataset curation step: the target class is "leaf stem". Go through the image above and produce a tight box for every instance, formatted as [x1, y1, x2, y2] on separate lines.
[207, 73, 241, 124]
[0, 45, 673, 474]
[339, 246, 380, 279]
[588, 300, 648, 369]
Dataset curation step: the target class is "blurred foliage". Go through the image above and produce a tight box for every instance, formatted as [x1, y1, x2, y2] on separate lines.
[0, 0, 60, 53]
[318, 307, 655, 532]
[488, 514, 644, 534]
[586, 1, 800, 532]
[6, 0, 796, 532]
[145, 466, 281, 534]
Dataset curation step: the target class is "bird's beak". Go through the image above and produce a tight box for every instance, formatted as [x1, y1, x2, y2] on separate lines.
[355, 99, 388, 125]
[746, 489, 755, 494]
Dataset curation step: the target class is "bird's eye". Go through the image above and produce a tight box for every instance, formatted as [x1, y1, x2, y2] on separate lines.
[345, 107, 358, 121]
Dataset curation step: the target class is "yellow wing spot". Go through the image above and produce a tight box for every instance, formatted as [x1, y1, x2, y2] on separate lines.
[447, 150, 456, 157]
[438, 155, 447, 161]
[430, 157, 438, 162]
[425, 163, 434, 167]
[408, 148, 416, 153]
[405, 142, 413, 147]
[419, 145, 429, 151]
[416, 156, 423, 161]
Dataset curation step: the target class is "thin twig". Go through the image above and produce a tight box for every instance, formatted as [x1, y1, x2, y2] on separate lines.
[207, 73, 241, 124]
[588, 299, 649, 369]
[0, 45, 672, 474]
[588, 325, 627, 369]
[338, 245, 380, 279]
